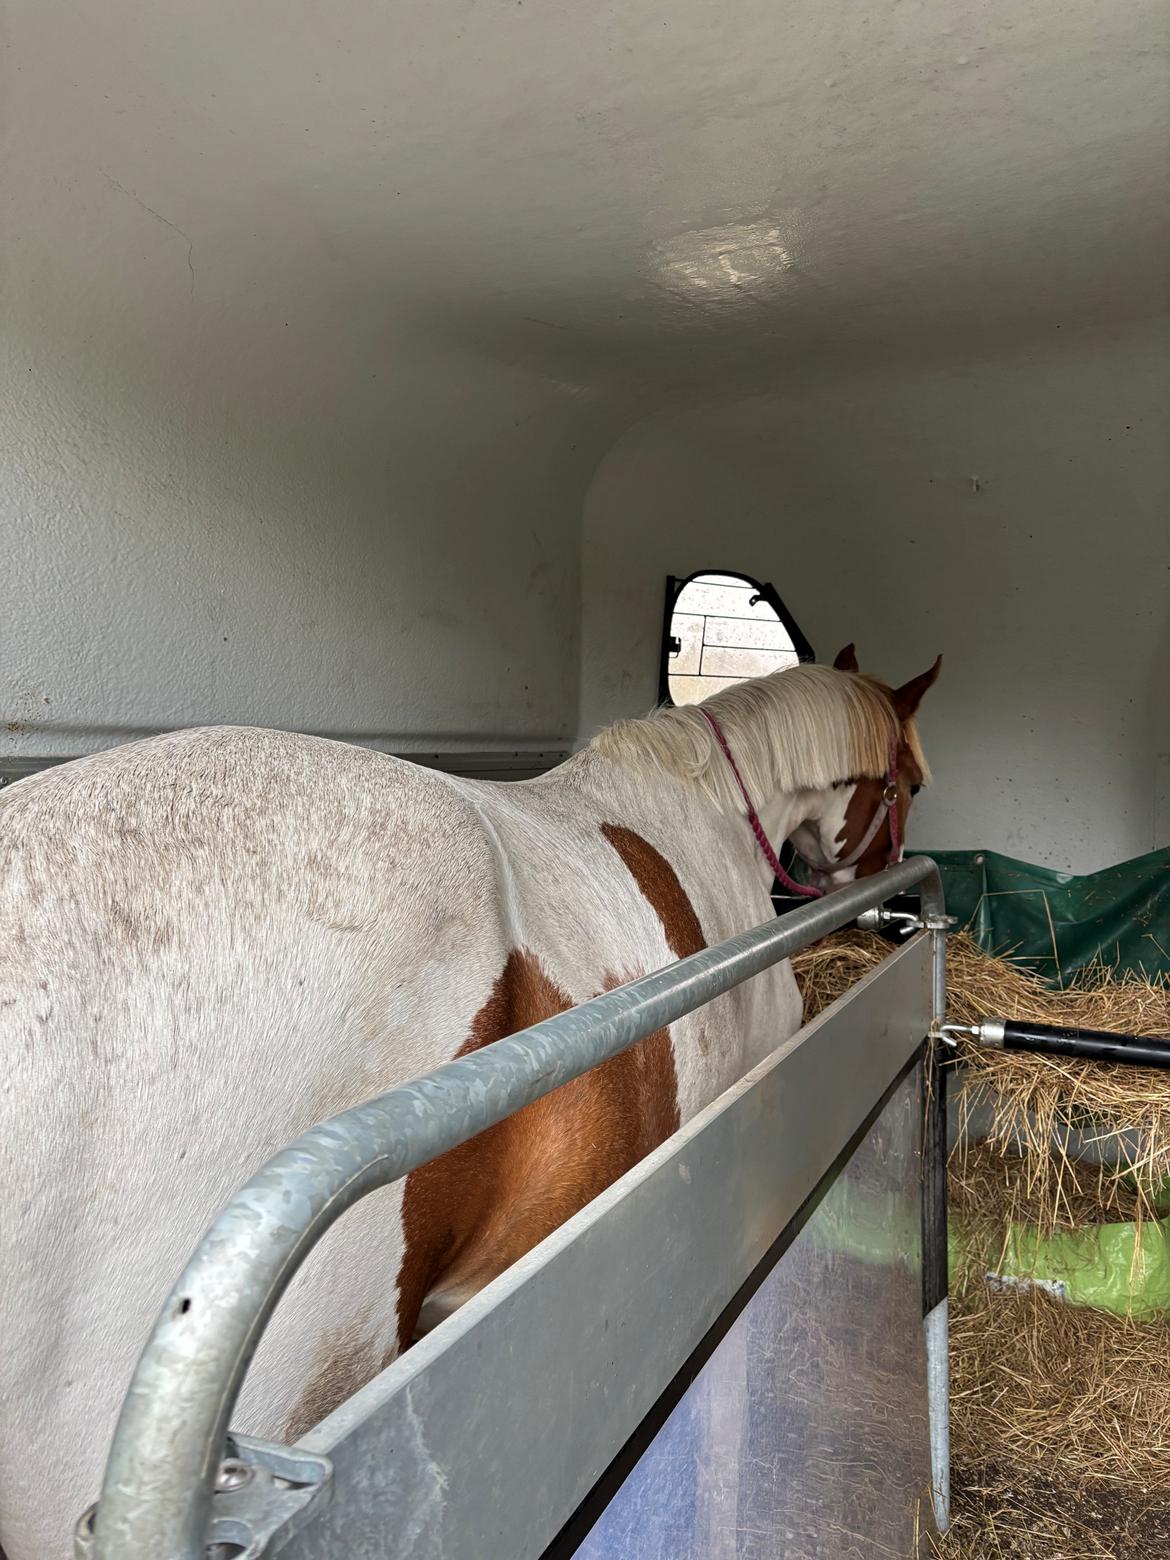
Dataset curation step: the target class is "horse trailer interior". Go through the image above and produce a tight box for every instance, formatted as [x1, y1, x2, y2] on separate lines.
[2, 1, 1167, 1556]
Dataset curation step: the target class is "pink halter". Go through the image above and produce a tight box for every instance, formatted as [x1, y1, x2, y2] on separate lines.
[700, 709, 901, 900]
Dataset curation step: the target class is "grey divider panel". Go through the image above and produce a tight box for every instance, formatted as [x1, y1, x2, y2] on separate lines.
[576, 1066, 931, 1559]
[286, 936, 932, 1560]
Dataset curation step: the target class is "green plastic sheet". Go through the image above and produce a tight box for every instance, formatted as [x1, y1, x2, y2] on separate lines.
[815, 1182, 1170, 1318]
[948, 1219, 1170, 1320]
[910, 846, 1170, 982]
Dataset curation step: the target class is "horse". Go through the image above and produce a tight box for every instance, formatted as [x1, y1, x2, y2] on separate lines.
[0, 650, 939, 1559]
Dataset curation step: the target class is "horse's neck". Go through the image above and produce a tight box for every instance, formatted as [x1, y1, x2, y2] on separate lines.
[755, 790, 817, 879]
[567, 748, 802, 900]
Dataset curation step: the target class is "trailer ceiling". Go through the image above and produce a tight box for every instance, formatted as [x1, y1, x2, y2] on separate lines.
[7, 0, 1166, 406]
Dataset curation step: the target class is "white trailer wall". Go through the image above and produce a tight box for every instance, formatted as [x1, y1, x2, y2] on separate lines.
[579, 323, 1170, 873]
[3, 326, 614, 757]
[2, 293, 626, 757]
[0, 3, 630, 760]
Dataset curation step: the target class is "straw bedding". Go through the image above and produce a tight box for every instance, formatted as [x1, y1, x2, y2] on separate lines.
[791, 931, 1170, 1560]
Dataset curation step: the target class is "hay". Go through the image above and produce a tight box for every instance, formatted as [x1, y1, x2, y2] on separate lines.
[796, 931, 1170, 1228]
[948, 1284, 1170, 1491]
[947, 1141, 1146, 1262]
[791, 930, 1170, 1559]
[935, 1282, 1170, 1557]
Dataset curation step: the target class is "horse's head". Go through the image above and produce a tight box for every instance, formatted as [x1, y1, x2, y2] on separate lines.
[788, 644, 941, 890]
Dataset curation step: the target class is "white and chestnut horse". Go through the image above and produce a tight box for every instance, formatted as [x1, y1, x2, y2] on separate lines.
[0, 651, 938, 1559]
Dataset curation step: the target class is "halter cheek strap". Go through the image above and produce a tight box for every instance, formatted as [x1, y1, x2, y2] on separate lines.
[701, 710, 902, 898]
[888, 759, 902, 860]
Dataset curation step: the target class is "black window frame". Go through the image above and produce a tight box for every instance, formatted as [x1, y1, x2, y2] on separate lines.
[658, 569, 815, 707]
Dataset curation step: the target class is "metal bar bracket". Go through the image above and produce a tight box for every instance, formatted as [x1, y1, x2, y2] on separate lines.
[856, 905, 956, 938]
[77, 1437, 332, 1560]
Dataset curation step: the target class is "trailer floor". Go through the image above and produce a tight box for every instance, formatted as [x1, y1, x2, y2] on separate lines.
[938, 1464, 1170, 1559]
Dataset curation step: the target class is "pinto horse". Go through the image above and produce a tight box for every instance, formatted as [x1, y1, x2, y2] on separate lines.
[0, 652, 938, 1559]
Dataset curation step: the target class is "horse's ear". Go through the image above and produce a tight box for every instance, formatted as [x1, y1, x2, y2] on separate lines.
[892, 655, 942, 720]
[833, 644, 860, 673]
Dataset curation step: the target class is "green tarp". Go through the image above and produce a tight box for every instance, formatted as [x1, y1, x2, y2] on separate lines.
[909, 846, 1170, 982]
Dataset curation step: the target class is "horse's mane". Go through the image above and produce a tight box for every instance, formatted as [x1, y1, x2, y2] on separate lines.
[592, 665, 929, 812]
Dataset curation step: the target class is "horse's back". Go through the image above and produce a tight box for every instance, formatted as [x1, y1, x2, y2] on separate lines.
[0, 727, 510, 1558]
[0, 727, 797, 1558]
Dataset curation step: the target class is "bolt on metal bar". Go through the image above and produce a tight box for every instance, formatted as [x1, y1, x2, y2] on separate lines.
[91, 856, 945, 1560]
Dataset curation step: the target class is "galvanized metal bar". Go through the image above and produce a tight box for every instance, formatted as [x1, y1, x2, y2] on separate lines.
[925, 899, 952, 1534]
[925, 1299, 951, 1531]
[91, 856, 944, 1560]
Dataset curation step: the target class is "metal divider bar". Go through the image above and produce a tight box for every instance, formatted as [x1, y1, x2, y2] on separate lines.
[90, 856, 946, 1560]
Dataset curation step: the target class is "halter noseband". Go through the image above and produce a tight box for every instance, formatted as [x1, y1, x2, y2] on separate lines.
[700, 709, 901, 901]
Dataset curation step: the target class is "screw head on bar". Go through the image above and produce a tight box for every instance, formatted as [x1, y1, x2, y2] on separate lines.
[214, 1459, 254, 1493]
[73, 1503, 98, 1559]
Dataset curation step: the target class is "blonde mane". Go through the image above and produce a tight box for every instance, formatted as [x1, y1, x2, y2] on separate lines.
[593, 664, 928, 812]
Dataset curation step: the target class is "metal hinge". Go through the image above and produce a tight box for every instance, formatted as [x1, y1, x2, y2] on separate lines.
[936, 1019, 1006, 1050]
[74, 1435, 333, 1559]
[856, 906, 956, 939]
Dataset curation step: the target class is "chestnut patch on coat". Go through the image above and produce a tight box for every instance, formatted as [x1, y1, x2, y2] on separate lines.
[837, 740, 925, 878]
[600, 823, 706, 959]
[395, 949, 679, 1351]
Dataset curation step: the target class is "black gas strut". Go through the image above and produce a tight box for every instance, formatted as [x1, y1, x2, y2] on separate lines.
[947, 1019, 1170, 1070]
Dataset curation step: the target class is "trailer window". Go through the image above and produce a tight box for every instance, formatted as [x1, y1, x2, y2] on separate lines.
[660, 571, 813, 705]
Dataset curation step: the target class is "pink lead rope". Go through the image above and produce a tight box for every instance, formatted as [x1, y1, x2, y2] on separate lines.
[699, 709, 824, 899]
[700, 708, 902, 899]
